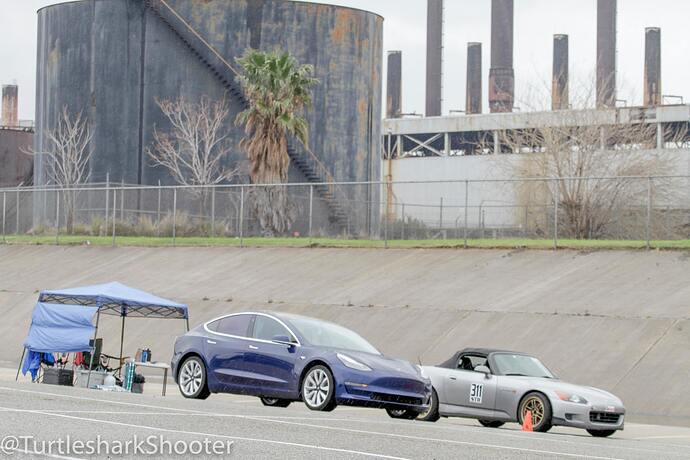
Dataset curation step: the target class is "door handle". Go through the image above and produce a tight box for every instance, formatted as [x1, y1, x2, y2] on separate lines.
[249, 345, 259, 350]
[206, 340, 217, 345]
[449, 376, 457, 380]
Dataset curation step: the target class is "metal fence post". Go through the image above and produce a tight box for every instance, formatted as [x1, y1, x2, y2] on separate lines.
[553, 178, 559, 250]
[308, 185, 314, 244]
[55, 191, 60, 245]
[15, 187, 20, 235]
[383, 183, 389, 249]
[120, 180, 124, 221]
[401, 203, 406, 240]
[439, 197, 444, 238]
[463, 180, 469, 249]
[2, 192, 6, 244]
[157, 180, 162, 237]
[172, 187, 177, 246]
[211, 186, 216, 237]
[104, 173, 110, 237]
[646, 176, 652, 250]
[112, 189, 117, 247]
[239, 186, 244, 248]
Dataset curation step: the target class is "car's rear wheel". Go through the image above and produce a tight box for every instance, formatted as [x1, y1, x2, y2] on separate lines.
[518, 392, 552, 432]
[260, 397, 291, 408]
[587, 429, 616, 438]
[178, 356, 210, 399]
[479, 420, 505, 428]
[302, 365, 336, 412]
[417, 388, 440, 422]
[386, 408, 419, 420]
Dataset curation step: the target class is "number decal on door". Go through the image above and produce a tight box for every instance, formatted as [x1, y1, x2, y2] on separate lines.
[469, 383, 484, 404]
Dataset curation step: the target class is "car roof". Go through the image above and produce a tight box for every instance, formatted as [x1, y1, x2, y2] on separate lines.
[437, 348, 530, 368]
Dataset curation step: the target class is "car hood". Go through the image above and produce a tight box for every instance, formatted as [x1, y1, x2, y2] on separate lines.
[509, 377, 624, 406]
[337, 350, 421, 377]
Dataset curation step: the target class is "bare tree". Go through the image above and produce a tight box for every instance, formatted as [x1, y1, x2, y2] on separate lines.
[27, 106, 92, 234]
[148, 95, 239, 214]
[484, 82, 684, 238]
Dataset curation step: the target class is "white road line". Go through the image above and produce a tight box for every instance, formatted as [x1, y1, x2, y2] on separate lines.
[0, 386, 626, 460]
[5, 447, 80, 460]
[634, 435, 690, 440]
[0, 406, 409, 460]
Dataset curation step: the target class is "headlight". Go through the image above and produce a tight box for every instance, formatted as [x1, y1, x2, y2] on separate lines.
[556, 391, 588, 405]
[416, 365, 428, 379]
[337, 353, 372, 372]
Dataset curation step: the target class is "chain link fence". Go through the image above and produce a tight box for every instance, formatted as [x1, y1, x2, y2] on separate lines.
[1, 176, 689, 247]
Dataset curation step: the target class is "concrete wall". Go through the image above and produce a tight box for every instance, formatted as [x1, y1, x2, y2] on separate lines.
[1, 245, 689, 425]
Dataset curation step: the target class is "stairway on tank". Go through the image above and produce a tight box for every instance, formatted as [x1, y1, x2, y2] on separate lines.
[145, 0, 351, 231]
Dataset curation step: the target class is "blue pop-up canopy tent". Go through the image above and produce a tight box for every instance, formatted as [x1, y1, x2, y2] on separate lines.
[18, 282, 189, 386]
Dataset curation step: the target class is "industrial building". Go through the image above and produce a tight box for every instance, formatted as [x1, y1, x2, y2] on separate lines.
[0, 85, 33, 188]
[33, 0, 382, 234]
[383, 0, 690, 234]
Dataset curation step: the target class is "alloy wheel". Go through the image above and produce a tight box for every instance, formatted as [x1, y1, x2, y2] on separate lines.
[180, 359, 203, 396]
[304, 368, 330, 408]
[522, 396, 545, 427]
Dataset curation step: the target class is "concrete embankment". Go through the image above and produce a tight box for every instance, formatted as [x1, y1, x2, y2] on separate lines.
[0, 245, 688, 425]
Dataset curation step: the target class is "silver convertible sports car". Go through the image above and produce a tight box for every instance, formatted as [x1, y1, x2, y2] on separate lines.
[400, 348, 625, 437]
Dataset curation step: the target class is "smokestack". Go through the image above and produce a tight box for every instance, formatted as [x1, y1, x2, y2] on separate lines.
[596, 0, 617, 108]
[386, 51, 402, 118]
[466, 43, 482, 114]
[1, 85, 18, 127]
[644, 27, 661, 107]
[489, 0, 514, 113]
[552, 34, 569, 111]
[425, 0, 443, 117]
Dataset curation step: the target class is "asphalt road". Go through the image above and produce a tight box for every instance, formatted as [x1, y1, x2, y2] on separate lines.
[1, 380, 689, 459]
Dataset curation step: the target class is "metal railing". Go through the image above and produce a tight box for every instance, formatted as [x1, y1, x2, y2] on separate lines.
[1, 175, 689, 249]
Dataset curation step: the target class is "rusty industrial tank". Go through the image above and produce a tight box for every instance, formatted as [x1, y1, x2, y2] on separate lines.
[34, 0, 383, 233]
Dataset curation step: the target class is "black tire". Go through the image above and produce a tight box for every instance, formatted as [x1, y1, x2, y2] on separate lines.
[178, 356, 210, 400]
[386, 408, 419, 420]
[417, 388, 441, 422]
[587, 429, 616, 438]
[260, 397, 291, 408]
[518, 392, 552, 432]
[301, 365, 336, 412]
[479, 420, 505, 428]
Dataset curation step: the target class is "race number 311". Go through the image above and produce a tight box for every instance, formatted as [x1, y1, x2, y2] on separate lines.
[469, 383, 484, 404]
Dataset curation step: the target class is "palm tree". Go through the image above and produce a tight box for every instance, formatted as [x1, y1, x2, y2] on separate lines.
[235, 49, 318, 236]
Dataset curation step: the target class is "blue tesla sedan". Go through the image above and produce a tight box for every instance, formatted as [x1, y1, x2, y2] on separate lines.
[171, 312, 432, 416]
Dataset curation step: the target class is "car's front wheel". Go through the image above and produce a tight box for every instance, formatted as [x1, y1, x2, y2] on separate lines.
[178, 356, 210, 399]
[479, 420, 505, 428]
[386, 408, 419, 420]
[302, 365, 336, 411]
[417, 388, 440, 422]
[518, 392, 552, 432]
[587, 429, 616, 438]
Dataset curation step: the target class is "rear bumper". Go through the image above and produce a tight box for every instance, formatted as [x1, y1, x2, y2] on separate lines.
[552, 400, 626, 431]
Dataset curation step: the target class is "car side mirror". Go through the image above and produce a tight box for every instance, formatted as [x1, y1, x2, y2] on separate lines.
[475, 365, 491, 378]
[272, 335, 295, 347]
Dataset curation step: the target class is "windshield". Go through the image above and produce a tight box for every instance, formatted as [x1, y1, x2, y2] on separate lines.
[289, 317, 380, 355]
[492, 353, 555, 378]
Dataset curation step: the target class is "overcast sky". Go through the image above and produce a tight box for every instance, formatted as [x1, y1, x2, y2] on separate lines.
[2, 0, 690, 120]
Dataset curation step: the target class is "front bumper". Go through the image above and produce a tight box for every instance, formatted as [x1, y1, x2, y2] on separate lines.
[552, 400, 626, 431]
[333, 368, 432, 412]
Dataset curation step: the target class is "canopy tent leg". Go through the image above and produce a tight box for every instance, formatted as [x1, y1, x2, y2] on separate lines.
[86, 309, 101, 389]
[15, 347, 26, 381]
[185, 317, 190, 332]
[118, 314, 125, 378]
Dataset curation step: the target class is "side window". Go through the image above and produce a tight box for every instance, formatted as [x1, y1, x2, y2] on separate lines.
[457, 355, 489, 372]
[212, 315, 252, 337]
[253, 316, 291, 342]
